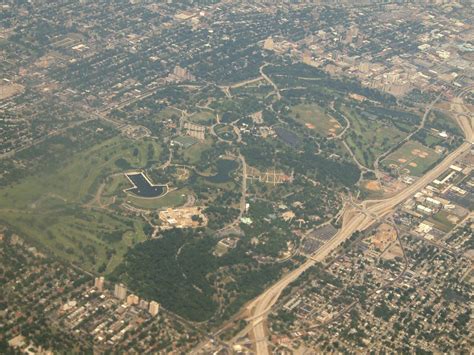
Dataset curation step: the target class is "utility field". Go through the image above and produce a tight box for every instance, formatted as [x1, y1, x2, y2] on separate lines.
[381, 140, 441, 176]
[0, 136, 163, 273]
[343, 106, 407, 168]
[289, 103, 343, 137]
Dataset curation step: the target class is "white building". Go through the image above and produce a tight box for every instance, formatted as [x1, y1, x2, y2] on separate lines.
[416, 205, 433, 215]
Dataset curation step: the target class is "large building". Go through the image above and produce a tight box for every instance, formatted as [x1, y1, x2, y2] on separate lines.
[94, 276, 105, 292]
[149, 301, 160, 317]
[114, 283, 127, 300]
[127, 294, 139, 306]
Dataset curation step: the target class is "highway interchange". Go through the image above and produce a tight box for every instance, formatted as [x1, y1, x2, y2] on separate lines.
[236, 95, 473, 355]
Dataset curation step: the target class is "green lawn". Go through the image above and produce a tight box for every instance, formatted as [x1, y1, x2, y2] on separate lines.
[0, 207, 146, 273]
[0, 136, 162, 209]
[381, 140, 441, 176]
[429, 210, 456, 233]
[125, 188, 189, 210]
[156, 107, 181, 121]
[189, 110, 215, 124]
[343, 106, 407, 168]
[214, 124, 237, 141]
[102, 174, 129, 198]
[0, 135, 162, 273]
[230, 82, 273, 98]
[182, 136, 215, 164]
[290, 103, 342, 137]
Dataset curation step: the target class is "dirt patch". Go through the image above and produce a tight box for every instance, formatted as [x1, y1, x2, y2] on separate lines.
[365, 180, 382, 191]
[411, 149, 428, 159]
[0, 83, 24, 100]
[381, 241, 403, 260]
[177, 168, 190, 181]
[370, 223, 397, 252]
[447, 215, 459, 224]
[251, 111, 263, 124]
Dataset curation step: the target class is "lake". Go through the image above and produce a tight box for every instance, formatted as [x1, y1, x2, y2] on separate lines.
[125, 172, 167, 198]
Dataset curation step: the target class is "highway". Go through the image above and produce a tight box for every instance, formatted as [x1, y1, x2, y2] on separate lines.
[244, 95, 473, 355]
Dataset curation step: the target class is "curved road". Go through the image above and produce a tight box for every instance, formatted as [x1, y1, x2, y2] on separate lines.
[245, 95, 473, 354]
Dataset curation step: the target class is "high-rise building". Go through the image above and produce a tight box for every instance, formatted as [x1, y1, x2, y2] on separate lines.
[149, 301, 160, 316]
[94, 276, 105, 292]
[114, 283, 127, 300]
[126, 294, 139, 306]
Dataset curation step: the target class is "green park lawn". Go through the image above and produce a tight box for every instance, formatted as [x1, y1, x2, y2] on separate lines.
[290, 103, 343, 137]
[188, 110, 215, 124]
[0, 136, 162, 273]
[343, 106, 407, 168]
[182, 136, 215, 164]
[125, 188, 189, 210]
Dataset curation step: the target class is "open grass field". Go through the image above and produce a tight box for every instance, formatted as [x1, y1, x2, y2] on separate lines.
[381, 140, 441, 176]
[157, 107, 181, 121]
[289, 103, 342, 137]
[428, 210, 456, 233]
[188, 110, 215, 124]
[0, 136, 163, 273]
[230, 81, 273, 98]
[343, 106, 407, 168]
[182, 136, 215, 164]
[125, 188, 189, 210]
[0, 136, 162, 209]
[102, 174, 129, 199]
[0, 206, 147, 273]
[174, 135, 198, 149]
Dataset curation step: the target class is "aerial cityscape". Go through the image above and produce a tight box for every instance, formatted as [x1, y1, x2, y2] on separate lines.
[0, 0, 473, 353]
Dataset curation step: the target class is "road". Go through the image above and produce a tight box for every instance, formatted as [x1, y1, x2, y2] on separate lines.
[239, 154, 248, 219]
[260, 63, 281, 101]
[244, 96, 473, 354]
[373, 92, 442, 180]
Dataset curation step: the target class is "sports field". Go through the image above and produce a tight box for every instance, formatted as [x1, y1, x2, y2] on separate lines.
[381, 140, 441, 176]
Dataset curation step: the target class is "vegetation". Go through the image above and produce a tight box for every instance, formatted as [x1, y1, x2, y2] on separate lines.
[0, 135, 163, 272]
[113, 228, 290, 322]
